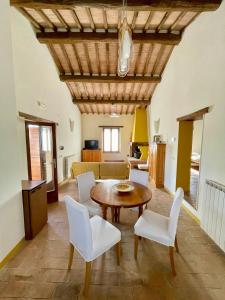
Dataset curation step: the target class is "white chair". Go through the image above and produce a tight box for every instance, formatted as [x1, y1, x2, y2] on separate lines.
[65, 196, 121, 296]
[134, 188, 184, 276]
[126, 169, 149, 216]
[138, 156, 150, 171]
[129, 169, 149, 187]
[77, 171, 101, 216]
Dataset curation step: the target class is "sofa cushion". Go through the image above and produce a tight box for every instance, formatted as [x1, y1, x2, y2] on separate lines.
[99, 162, 129, 179]
[71, 162, 100, 179]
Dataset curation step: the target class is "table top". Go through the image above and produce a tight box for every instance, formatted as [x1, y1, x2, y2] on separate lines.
[91, 180, 152, 208]
[22, 180, 46, 191]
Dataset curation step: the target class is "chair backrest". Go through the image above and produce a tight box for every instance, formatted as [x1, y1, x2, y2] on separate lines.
[64, 195, 93, 260]
[168, 188, 184, 241]
[77, 171, 95, 203]
[129, 169, 149, 187]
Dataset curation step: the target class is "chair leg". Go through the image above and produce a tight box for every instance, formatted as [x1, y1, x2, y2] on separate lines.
[83, 261, 92, 296]
[169, 246, 176, 276]
[175, 236, 179, 253]
[115, 242, 121, 265]
[134, 235, 139, 259]
[68, 243, 74, 270]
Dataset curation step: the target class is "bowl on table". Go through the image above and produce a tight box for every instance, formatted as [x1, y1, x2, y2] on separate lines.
[114, 183, 134, 193]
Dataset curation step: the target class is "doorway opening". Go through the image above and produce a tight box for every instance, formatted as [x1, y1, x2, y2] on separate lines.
[176, 107, 208, 210]
[186, 120, 203, 208]
[25, 121, 58, 203]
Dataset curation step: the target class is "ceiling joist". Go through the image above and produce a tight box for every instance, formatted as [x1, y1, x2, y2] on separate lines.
[37, 32, 181, 46]
[60, 75, 161, 83]
[10, 0, 221, 12]
[73, 99, 151, 105]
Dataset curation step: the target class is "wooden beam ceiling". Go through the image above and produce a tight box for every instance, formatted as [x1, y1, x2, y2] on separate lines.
[10, 0, 222, 12]
[11, 0, 222, 115]
[73, 99, 151, 105]
[37, 32, 181, 46]
[60, 75, 161, 83]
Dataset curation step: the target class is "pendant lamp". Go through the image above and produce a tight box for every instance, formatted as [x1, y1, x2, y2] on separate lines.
[118, 1, 133, 77]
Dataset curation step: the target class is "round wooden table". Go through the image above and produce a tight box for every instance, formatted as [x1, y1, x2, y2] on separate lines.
[90, 180, 152, 222]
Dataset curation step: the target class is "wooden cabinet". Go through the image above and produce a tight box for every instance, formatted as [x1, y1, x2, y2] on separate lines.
[22, 180, 48, 240]
[150, 143, 166, 188]
[82, 149, 102, 162]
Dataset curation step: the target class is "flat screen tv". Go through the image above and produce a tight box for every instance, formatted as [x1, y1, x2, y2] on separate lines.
[85, 140, 99, 150]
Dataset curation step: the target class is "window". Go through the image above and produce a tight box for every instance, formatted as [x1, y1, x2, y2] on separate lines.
[103, 127, 120, 152]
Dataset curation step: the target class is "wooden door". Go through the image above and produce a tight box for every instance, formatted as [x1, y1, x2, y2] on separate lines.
[176, 121, 193, 193]
[26, 122, 58, 203]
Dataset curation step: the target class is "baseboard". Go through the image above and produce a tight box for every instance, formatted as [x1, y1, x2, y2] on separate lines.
[163, 185, 200, 225]
[58, 178, 70, 187]
[182, 201, 200, 225]
[163, 185, 173, 196]
[0, 238, 26, 269]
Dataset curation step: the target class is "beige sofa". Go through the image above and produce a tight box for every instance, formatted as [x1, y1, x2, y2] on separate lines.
[71, 162, 129, 180]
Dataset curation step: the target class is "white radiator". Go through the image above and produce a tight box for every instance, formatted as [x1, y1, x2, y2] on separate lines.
[202, 180, 225, 251]
[64, 154, 79, 179]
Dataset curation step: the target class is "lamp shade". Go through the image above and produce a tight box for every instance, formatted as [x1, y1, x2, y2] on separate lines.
[118, 18, 133, 77]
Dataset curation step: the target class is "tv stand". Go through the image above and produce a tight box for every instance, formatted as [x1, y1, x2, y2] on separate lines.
[82, 149, 101, 162]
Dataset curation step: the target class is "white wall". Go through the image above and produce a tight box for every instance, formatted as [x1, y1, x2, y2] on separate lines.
[149, 2, 225, 219]
[192, 120, 203, 154]
[82, 114, 134, 161]
[0, 3, 82, 262]
[0, 0, 24, 262]
[11, 9, 82, 183]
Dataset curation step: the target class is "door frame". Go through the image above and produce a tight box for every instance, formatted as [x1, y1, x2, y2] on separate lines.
[176, 107, 209, 210]
[25, 121, 58, 203]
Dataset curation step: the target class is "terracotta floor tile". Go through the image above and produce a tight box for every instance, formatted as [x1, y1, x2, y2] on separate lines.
[52, 282, 80, 299]
[78, 285, 108, 300]
[131, 285, 162, 300]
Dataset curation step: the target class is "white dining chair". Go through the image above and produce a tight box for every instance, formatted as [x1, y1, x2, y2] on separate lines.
[65, 195, 121, 296]
[129, 169, 149, 187]
[138, 156, 150, 171]
[134, 188, 184, 276]
[77, 171, 101, 216]
[127, 169, 149, 216]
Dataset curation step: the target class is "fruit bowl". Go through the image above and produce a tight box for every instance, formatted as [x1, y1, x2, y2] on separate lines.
[114, 183, 134, 193]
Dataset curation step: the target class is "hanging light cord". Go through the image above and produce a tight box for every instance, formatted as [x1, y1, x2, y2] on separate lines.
[121, 0, 127, 21]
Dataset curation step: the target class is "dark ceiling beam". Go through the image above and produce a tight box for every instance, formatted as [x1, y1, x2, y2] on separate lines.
[37, 32, 181, 46]
[60, 75, 161, 83]
[10, 0, 222, 12]
[73, 99, 151, 105]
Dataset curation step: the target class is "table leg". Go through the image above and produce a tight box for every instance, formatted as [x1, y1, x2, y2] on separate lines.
[111, 207, 115, 222]
[117, 208, 121, 223]
[102, 206, 108, 220]
[114, 208, 118, 222]
[138, 206, 143, 218]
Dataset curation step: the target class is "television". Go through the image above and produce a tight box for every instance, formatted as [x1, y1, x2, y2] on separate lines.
[84, 140, 99, 150]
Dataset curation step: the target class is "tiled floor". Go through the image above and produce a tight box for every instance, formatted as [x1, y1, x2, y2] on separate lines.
[1, 180, 225, 299]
